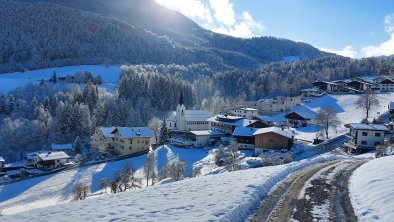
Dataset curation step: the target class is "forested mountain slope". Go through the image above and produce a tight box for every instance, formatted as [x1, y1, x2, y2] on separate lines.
[0, 0, 328, 73]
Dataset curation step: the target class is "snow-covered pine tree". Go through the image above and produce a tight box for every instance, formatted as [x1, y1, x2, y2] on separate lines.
[73, 136, 82, 154]
[159, 119, 169, 145]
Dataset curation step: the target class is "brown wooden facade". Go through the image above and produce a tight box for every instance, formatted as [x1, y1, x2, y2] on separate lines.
[254, 132, 293, 150]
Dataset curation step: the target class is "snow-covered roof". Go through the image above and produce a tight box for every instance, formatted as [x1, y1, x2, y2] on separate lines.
[113, 127, 154, 139]
[301, 88, 318, 92]
[0, 156, 4, 162]
[233, 107, 258, 111]
[101, 127, 116, 138]
[256, 115, 275, 123]
[38, 151, 70, 161]
[189, 130, 212, 136]
[313, 80, 338, 85]
[253, 127, 294, 139]
[389, 102, 394, 110]
[233, 127, 259, 137]
[356, 75, 385, 83]
[185, 110, 212, 122]
[208, 115, 257, 127]
[287, 106, 317, 120]
[345, 123, 389, 131]
[51, 144, 73, 151]
[26, 151, 44, 160]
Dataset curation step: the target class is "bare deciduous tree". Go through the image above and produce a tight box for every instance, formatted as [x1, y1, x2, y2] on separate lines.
[109, 163, 142, 193]
[316, 106, 341, 139]
[161, 157, 187, 181]
[148, 117, 161, 144]
[99, 177, 112, 194]
[72, 183, 90, 201]
[144, 151, 157, 187]
[355, 89, 379, 119]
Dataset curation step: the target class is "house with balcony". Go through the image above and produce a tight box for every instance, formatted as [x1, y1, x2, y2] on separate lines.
[344, 123, 390, 153]
[208, 115, 269, 135]
[25, 151, 70, 170]
[233, 127, 259, 150]
[284, 106, 317, 128]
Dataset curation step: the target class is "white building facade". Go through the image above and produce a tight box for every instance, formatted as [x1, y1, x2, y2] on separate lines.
[344, 123, 390, 152]
[167, 93, 211, 132]
[231, 108, 258, 120]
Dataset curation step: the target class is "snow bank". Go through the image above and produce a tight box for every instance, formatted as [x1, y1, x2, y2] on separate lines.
[2, 153, 347, 221]
[350, 155, 394, 222]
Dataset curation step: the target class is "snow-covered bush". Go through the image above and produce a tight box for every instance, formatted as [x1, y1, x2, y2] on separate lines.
[160, 157, 187, 181]
[214, 141, 243, 172]
[259, 151, 293, 166]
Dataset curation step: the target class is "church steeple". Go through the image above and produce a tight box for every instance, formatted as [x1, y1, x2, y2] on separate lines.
[179, 91, 185, 105]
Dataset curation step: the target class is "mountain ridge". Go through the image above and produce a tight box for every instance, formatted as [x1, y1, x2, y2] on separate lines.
[0, 0, 329, 73]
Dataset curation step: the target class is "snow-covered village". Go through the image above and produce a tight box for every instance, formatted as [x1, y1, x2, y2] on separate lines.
[1, 0, 394, 221]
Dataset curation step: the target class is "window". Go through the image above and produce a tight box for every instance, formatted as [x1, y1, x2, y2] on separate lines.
[375, 141, 381, 146]
[361, 141, 367, 145]
[375, 132, 381, 137]
[362, 132, 368, 136]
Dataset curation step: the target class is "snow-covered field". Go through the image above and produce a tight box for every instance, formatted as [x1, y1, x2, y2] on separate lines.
[272, 93, 394, 141]
[350, 155, 394, 222]
[0, 65, 121, 93]
[2, 152, 351, 221]
[0, 146, 206, 215]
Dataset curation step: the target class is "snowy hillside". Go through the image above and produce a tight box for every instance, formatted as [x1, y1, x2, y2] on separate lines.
[2, 152, 350, 221]
[0, 65, 121, 93]
[350, 155, 394, 222]
[272, 93, 394, 141]
[0, 146, 206, 215]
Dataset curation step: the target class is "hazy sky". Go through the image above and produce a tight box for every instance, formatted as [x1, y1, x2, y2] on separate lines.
[155, 0, 394, 58]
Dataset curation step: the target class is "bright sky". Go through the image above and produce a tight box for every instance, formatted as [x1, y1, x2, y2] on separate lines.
[155, 0, 394, 58]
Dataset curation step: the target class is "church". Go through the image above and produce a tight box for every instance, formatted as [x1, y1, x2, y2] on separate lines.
[167, 92, 211, 132]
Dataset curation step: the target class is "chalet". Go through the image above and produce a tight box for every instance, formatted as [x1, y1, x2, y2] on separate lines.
[51, 144, 74, 156]
[344, 123, 390, 152]
[101, 127, 116, 148]
[25, 151, 70, 170]
[25, 151, 42, 167]
[284, 107, 317, 127]
[231, 108, 258, 120]
[253, 127, 294, 155]
[254, 115, 275, 126]
[233, 127, 259, 149]
[378, 78, 394, 91]
[0, 156, 4, 168]
[110, 127, 154, 156]
[312, 81, 339, 93]
[167, 93, 211, 132]
[171, 130, 225, 148]
[208, 115, 269, 134]
[346, 80, 372, 91]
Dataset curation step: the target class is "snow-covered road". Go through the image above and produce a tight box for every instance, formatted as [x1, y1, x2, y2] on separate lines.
[251, 159, 367, 222]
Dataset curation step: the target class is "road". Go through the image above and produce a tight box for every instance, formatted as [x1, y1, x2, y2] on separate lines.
[250, 159, 367, 222]
[293, 135, 347, 161]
